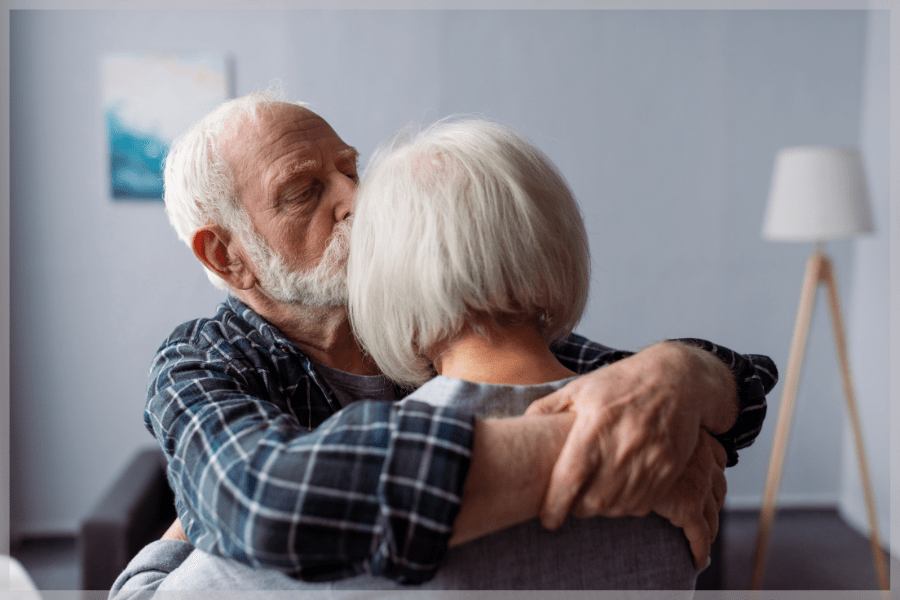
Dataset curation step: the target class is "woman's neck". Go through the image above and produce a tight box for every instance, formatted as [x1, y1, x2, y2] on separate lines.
[430, 320, 577, 385]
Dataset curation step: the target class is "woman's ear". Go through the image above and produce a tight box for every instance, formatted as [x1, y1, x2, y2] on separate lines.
[191, 225, 257, 290]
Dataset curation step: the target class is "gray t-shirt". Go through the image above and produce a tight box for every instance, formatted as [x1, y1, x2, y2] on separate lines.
[311, 359, 398, 407]
[111, 375, 699, 595]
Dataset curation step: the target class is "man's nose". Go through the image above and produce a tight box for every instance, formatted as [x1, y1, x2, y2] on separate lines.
[328, 170, 356, 221]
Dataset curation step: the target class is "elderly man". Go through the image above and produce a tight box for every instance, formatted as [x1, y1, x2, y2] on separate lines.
[125, 91, 774, 589]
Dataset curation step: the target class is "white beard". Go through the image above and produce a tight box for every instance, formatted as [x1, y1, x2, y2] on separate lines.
[242, 217, 351, 308]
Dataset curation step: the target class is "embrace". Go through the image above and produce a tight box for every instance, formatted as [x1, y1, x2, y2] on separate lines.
[112, 91, 776, 594]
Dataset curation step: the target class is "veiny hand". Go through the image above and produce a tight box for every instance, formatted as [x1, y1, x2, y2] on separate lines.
[526, 342, 727, 529]
[160, 517, 189, 542]
[652, 429, 727, 569]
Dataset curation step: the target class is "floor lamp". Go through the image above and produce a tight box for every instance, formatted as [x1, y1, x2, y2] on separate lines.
[751, 146, 888, 591]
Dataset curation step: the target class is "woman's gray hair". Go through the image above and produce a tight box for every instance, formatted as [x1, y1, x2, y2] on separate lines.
[348, 119, 591, 386]
[162, 88, 306, 290]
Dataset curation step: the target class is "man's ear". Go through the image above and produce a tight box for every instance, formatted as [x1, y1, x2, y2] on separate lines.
[191, 225, 257, 290]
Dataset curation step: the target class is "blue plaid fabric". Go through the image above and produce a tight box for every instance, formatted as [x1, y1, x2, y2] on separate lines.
[145, 295, 775, 583]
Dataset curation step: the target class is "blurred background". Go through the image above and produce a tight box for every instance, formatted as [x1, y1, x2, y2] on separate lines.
[7, 7, 891, 591]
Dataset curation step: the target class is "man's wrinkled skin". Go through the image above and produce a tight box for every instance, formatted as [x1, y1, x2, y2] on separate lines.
[651, 430, 727, 569]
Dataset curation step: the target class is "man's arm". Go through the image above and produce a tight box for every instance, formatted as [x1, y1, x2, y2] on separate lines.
[448, 412, 576, 548]
[149, 338, 666, 582]
[150, 321, 773, 583]
[147, 335, 476, 583]
[140, 406, 725, 576]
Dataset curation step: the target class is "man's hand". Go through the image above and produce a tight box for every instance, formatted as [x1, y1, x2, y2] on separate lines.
[161, 518, 189, 542]
[651, 429, 727, 569]
[525, 341, 737, 529]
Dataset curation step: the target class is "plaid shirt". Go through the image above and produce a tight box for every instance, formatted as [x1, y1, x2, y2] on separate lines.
[145, 295, 776, 583]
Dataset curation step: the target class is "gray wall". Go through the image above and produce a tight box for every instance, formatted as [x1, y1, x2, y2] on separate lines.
[10, 10, 884, 543]
[840, 9, 892, 556]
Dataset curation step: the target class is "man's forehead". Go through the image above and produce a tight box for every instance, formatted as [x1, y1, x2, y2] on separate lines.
[272, 145, 359, 185]
[224, 104, 353, 167]
[238, 104, 326, 141]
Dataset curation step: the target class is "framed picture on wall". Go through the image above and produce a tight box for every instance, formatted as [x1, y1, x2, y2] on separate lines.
[102, 53, 230, 201]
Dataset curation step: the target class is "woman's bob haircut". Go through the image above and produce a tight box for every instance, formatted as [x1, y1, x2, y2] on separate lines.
[348, 118, 590, 386]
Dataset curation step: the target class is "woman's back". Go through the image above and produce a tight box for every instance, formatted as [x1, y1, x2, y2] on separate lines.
[324, 376, 699, 591]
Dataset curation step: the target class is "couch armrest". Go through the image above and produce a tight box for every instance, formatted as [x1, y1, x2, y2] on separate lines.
[79, 447, 176, 591]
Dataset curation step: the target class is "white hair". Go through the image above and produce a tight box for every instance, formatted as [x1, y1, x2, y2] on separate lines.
[162, 88, 308, 291]
[348, 119, 591, 386]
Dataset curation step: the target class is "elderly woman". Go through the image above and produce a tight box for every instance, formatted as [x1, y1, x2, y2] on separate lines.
[339, 118, 699, 590]
[112, 119, 707, 594]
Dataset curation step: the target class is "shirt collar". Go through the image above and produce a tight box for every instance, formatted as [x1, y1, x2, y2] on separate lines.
[224, 294, 303, 355]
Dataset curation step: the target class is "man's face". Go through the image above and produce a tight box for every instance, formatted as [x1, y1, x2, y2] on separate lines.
[224, 103, 359, 306]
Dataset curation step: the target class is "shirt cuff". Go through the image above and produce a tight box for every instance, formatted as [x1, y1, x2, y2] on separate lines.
[669, 338, 776, 467]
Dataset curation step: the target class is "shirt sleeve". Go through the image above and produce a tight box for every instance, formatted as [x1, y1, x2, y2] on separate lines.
[552, 333, 778, 467]
[671, 338, 777, 467]
[145, 338, 475, 583]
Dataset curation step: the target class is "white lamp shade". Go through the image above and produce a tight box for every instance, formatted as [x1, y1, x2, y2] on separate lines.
[762, 146, 874, 242]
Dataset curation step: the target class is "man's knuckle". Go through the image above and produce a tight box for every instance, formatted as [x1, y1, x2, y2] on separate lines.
[579, 491, 605, 516]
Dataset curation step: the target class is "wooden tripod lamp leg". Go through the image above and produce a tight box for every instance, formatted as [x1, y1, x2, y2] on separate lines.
[821, 258, 890, 592]
[750, 252, 825, 590]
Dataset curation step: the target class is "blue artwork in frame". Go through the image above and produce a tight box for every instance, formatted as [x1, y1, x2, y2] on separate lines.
[103, 53, 229, 200]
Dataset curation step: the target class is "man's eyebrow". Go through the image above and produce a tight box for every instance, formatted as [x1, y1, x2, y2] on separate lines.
[272, 158, 318, 183]
[335, 146, 360, 164]
[269, 159, 318, 204]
